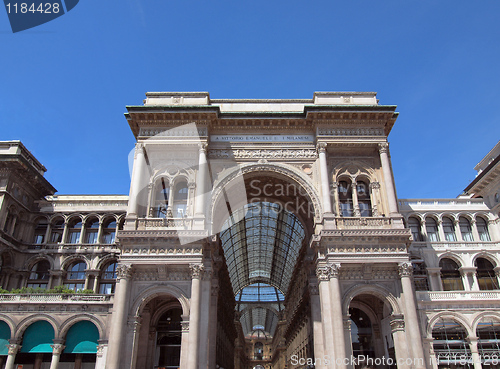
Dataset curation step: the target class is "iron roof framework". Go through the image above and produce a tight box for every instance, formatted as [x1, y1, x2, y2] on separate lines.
[220, 202, 305, 337]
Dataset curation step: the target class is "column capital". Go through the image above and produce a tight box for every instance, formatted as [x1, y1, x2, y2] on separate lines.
[7, 343, 21, 355]
[317, 142, 327, 153]
[369, 181, 380, 190]
[329, 263, 341, 278]
[494, 266, 500, 276]
[398, 262, 413, 278]
[315, 265, 331, 281]
[51, 343, 65, 355]
[308, 282, 319, 295]
[189, 263, 205, 279]
[459, 266, 477, 277]
[96, 344, 106, 357]
[390, 314, 405, 333]
[199, 143, 208, 153]
[116, 264, 134, 280]
[378, 142, 389, 154]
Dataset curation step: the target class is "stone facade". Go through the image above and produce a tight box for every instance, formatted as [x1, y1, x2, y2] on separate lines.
[0, 93, 499, 369]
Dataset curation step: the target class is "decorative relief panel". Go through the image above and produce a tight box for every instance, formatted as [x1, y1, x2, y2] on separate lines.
[318, 128, 384, 136]
[139, 127, 208, 137]
[208, 149, 318, 160]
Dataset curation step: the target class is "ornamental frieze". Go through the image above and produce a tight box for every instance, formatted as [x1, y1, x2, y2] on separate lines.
[318, 128, 384, 136]
[208, 148, 318, 160]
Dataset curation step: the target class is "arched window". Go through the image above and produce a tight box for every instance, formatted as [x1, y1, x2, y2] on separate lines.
[84, 218, 99, 244]
[3, 207, 16, 234]
[156, 308, 182, 368]
[440, 258, 464, 291]
[477, 318, 500, 366]
[408, 217, 423, 242]
[442, 217, 457, 242]
[65, 261, 86, 291]
[459, 217, 473, 241]
[475, 258, 499, 290]
[357, 180, 372, 217]
[477, 217, 491, 241]
[27, 260, 50, 289]
[154, 179, 170, 218]
[432, 319, 471, 367]
[254, 342, 264, 360]
[102, 219, 116, 244]
[50, 218, 64, 243]
[173, 181, 188, 217]
[99, 262, 117, 294]
[425, 218, 440, 242]
[67, 218, 82, 244]
[338, 180, 353, 217]
[33, 218, 48, 244]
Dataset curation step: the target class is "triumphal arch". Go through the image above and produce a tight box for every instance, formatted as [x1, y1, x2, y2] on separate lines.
[110, 91, 426, 369]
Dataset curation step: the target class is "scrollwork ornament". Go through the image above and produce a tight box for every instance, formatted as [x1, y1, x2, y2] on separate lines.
[116, 264, 134, 280]
[189, 263, 205, 279]
[317, 142, 327, 154]
[96, 344, 105, 357]
[329, 263, 341, 278]
[7, 343, 21, 355]
[316, 266, 331, 281]
[378, 142, 389, 154]
[398, 262, 413, 278]
[51, 344, 65, 355]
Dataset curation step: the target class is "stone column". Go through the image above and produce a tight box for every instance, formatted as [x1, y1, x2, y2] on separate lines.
[398, 262, 426, 369]
[390, 315, 410, 369]
[470, 219, 481, 242]
[96, 219, 104, 243]
[126, 143, 147, 221]
[187, 263, 204, 369]
[437, 219, 446, 242]
[5, 343, 21, 369]
[328, 263, 347, 369]
[343, 317, 354, 369]
[316, 265, 335, 366]
[460, 267, 478, 291]
[106, 264, 133, 369]
[179, 316, 190, 369]
[467, 337, 482, 369]
[49, 343, 65, 369]
[378, 142, 399, 216]
[453, 219, 462, 243]
[369, 182, 380, 216]
[95, 342, 108, 369]
[61, 221, 69, 244]
[427, 268, 443, 291]
[494, 267, 500, 288]
[129, 316, 142, 369]
[308, 281, 325, 366]
[424, 337, 438, 369]
[332, 182, 340, 216]
[351, 180, 360, 217]
[317, 142, 333, 214]
[208, 282, 219, 369]
[195, 143, 208, 215]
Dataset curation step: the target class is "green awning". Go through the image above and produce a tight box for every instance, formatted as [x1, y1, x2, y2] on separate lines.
[0, 321, 10, 355]
[64, 321, 99, 354]
[20, 321, 54, 353]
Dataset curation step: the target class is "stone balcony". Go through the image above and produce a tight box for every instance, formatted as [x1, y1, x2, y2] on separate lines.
[137, 217, 193, 230]
[0, 293, 113, 303]
[410, 241, 500, 250]
[416, 290, 500, 308]
[335, 217, 392, 229]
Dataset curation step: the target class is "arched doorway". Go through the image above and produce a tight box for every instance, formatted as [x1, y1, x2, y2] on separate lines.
[133, 295, 185, 369]
[212, 170, 318, 369]
[348, 294, 396, 369]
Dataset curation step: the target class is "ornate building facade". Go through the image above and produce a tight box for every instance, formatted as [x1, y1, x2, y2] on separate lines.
[0, 92, 499, 369]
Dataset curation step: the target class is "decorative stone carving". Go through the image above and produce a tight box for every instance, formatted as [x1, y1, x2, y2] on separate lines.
[51, 344, 65, 355]
[390, 315, 405, 332]
[199, 143, 208, 153]
[398, 262, 413, 278]
[181, 321, 190, 332]
[369, 182, 380, 190]
[317, 142, 327, 154]
[318, 128, 384, 136]
[189, 263, 205, 279]
[211, 284, 220, 297]
[329, 263, 341, 278]
[315, 266, 330, 281]
[96, 344, 105, 357]
[378, 142, 389, 154]
[7, 343, 21, 355]
[308, 283, 319, 295]
[208, 149, 318, 159]
[116, 264, 134, 279]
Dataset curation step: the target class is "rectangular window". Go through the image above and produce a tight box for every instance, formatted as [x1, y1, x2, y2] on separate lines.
[85, 231, 98, 244]
[68, 231, 80, 244]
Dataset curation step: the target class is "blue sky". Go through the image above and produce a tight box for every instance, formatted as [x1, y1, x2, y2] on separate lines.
[1, 0, 499, 199]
